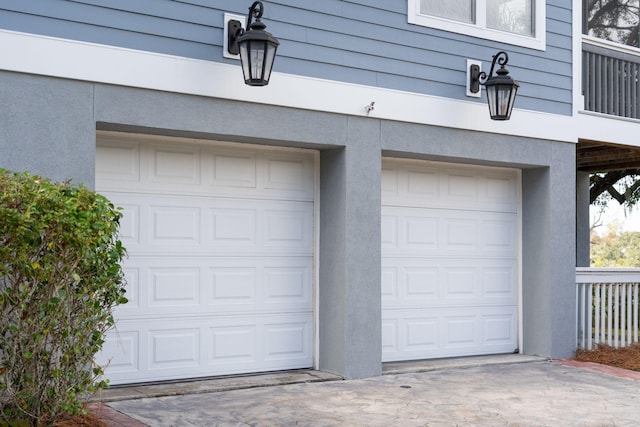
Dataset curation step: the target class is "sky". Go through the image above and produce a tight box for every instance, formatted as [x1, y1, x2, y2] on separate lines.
[591, 202, 640, 235]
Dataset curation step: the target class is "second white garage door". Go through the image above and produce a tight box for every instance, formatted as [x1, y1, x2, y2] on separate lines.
[381, 158, 519, 362]
[95, 133, 315, 385]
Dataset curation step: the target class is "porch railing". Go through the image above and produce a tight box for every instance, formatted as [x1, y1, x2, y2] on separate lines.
[576, 268, 640, 350]
[583, 40, 640, 119]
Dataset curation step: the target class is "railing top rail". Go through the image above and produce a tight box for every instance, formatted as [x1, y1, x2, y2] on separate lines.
[583, 35, 640, 61]
[576, 267, 640, 283]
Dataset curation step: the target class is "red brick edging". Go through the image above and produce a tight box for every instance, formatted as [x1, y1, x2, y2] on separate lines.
[555, 359, 640, 381]
[85, 403, 148, 427]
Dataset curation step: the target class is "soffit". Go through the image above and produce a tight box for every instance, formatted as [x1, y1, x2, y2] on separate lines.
[577, 140, 640, 173]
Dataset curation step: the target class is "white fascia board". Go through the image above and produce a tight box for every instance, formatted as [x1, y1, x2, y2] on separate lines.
[0, 29, 577, 143]
[578, 111, 640, 147]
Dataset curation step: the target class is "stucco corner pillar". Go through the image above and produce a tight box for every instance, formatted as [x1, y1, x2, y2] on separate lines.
[522, 142, 577, 360]
[576, 171, 591, 267]
[318, 117, 382, 379]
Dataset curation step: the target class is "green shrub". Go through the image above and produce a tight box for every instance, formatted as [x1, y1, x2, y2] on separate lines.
[0, 170, 127, 426]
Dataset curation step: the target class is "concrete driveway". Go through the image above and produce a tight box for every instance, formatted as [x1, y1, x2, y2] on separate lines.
[104, 357, 640, 426]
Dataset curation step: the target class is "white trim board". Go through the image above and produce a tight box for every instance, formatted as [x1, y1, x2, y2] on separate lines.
[572, 0, 583, 119]
[407, 0, 546, 51]
[578, 111, 640, 147]
[0, 29, 577, 143]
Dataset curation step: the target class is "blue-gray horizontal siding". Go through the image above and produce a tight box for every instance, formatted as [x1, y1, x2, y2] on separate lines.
[0, 0, 573, 115]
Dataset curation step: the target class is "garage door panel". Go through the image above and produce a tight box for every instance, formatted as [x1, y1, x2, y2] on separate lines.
[383, 207, 516, 257]
[263, 320, 312, 361]
[480, 218, 516, 250]
[443, 172, 478, 202]
[209, 150, 315, 200]
[406, 316, 439, 350]
[444, 218, 476, 248]
[405, 216, 439, 248]
[97, 137, 315, 384]
[211, 208, 257, 243]
[209, 149, 257, 188]
[96, 141, 141, 182]
[381, 319, 399, 353]
[98, 141, 314, 202]
[120, 267, 140, 309]
[210, 262, 313, 312]
[99, 330, 139, 375]
[382, 158, 518, 362]
[102, 192, 313, 255]
[382, 307, 517, 361]
[149, 328, 201, 369]
[382, 259, 517, 308]
[484, 314, 518, 345]
[115, 202, 140, 243]
[99, 312, 313, 384]
[209, 267, 257, 307]
[149, 145, 201, 185]
[262, 153, 314, 195]
[150, 206, 200, 244]
[381, 267, 399, 301]
[444, 315, 479, 348]
[406, 169, 439, 197]
[382, 159, 517, 213]
[405, 267, 439, 298]
[112, 258, 313, 317]
[445, 268, 477, 296]
[148, 267, 200, 307]
[210, 323, 258, 364]
[209, 314, 313, 371]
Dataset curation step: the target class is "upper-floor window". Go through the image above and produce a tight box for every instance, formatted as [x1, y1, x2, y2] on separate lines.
[408, 0, 546, 50]
[584, 0, 639, 48]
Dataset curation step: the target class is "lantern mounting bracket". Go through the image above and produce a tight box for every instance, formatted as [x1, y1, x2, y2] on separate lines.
[469, 51, 510, 94]
[226, 19, 243, 56]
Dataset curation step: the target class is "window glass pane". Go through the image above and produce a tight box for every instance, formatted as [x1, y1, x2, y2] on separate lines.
[585, 0, 640, 47]
[420, 0, 475, 23]
[487, 0, 534, 36]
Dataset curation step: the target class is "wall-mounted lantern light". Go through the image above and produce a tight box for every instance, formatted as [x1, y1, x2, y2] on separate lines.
[469, 51, 519, 121]
[227, 1, 279, 86]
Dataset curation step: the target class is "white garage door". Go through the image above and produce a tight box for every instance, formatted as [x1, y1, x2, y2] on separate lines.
[95, 134, 315, 385]
[381, 158, 519, 362]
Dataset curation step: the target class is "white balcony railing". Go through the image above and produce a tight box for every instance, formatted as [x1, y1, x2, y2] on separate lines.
[583, 38, 640, 120]
[576, 268, 640, 350]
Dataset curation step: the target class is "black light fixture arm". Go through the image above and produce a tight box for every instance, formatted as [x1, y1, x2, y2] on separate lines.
[246, 1, 265, 30]
[227, 1, 266, 55]
[477, 51, 509, 84]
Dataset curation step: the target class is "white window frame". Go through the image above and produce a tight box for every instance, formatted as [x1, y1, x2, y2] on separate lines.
[408, 0, 546, 51]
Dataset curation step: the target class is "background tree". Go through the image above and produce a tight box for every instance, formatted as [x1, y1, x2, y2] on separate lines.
[585, 0, 640, 47]
[591, 221, 640, 266]
[590, 170, 640, 210]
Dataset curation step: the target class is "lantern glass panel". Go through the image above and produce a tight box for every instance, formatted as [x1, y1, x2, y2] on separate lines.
[249, 40, 267, 81]
[262, 44, 277, 82]
[239, 42, 250, 82]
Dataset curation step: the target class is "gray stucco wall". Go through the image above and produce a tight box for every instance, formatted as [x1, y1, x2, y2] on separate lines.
[0, 71, 95, 184]
[576, 171, 591, 267]
[0, 70, 577, 378]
